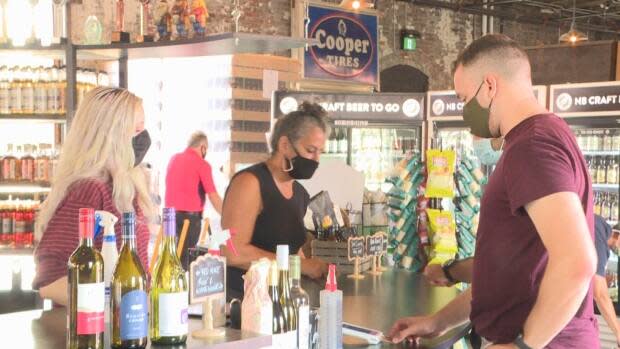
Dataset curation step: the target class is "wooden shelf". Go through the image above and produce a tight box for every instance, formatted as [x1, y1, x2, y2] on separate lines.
[0, 114, 66, 123]
[0, 183, 51, 194]
[75, 32, 317, 61]
[593, 184, 619, 191]
[0, 247, 34, 256]
[0, 43, 67, 60]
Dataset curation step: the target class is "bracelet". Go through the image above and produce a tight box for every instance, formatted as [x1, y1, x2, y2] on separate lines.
[514, 334, 533, 349]
[441, 260, 457, 284]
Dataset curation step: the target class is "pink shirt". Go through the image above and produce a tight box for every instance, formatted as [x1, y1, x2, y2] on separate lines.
[33, 179, 150, 289]
[165, 148, 216, 212]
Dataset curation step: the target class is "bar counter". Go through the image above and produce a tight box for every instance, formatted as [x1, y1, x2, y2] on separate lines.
[1, 269, 469, 349]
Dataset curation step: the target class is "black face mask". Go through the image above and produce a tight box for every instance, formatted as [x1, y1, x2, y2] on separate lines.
[201, 146, 207, 159]
[286, 142, 319, 180]
[132, 130, 151, 167]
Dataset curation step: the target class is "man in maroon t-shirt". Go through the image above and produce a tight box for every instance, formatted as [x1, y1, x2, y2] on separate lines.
[389, 34, 598, 349]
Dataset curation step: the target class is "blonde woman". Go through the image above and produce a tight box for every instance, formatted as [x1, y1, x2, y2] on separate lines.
[33, 87, 154, 306]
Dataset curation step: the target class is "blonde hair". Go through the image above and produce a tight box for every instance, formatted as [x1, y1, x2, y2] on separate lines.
[36, 87, 154, 240]
[188, 131, 207, 148]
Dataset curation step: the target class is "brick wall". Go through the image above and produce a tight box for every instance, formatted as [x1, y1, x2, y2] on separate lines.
[70, 0, 579, 90]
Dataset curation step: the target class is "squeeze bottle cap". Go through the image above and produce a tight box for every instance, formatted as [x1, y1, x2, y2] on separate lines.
[96, 210, 118, 240]
[325, 264, 337, 292]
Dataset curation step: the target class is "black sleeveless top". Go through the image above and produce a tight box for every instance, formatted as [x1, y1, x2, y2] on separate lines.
[226, 162, 309, 298]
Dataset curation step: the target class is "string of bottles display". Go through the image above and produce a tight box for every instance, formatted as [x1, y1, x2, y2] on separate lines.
[575, 129, 620, 152]
[0, 198, 38, 249]
[0, 143, 59, 185]
[594, 192, 619, 224]
[586, 155, 619, 185]
[0, 65, 110, 115]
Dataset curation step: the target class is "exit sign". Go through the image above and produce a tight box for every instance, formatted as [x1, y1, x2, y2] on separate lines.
[400, 29, 420, 51]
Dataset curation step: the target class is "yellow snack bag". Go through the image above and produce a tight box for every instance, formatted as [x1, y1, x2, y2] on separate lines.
[426, 209, 458, 265]
[425, 149, 456, 198]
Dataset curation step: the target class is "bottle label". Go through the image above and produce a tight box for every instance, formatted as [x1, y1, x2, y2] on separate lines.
[22, 87, 34, 111]
[15, 220, 25, 233]
[158, 292, 189, 336]
[2, 218, 10, 234]
[120, 290, 148, 340]
[77, 282, 105, 335]
[297, 305, 310, 349]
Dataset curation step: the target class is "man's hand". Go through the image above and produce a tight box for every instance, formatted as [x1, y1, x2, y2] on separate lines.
[423, 264, 454, 287]
[387, 315, 444, 343]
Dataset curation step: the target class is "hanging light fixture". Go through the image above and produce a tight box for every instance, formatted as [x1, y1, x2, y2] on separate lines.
[340, 0, 374, 11]
[559, 0, 588, 43]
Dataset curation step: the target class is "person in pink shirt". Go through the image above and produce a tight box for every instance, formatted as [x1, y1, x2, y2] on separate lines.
[165, 131, 222, 269]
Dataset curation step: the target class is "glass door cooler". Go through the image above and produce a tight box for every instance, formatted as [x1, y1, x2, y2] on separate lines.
[273, 91, 425, 234]
[550, 81, 620, 311]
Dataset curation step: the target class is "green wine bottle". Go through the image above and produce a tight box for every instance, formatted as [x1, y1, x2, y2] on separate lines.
[68, 208, 105, 349]
[269, 260, 287, 334]
[149, 207, 188, 344]
[111, 212, 148, 349]
[276, 245, 296, 332]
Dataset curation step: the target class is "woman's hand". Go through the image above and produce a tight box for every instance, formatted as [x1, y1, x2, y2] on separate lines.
[302, 257, 328, 279]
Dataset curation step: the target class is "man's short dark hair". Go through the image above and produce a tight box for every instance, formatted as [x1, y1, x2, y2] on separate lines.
[453, 34, 530, 73]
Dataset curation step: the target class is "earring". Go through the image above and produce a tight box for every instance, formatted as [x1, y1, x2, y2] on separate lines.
[283, 157, 293, 172]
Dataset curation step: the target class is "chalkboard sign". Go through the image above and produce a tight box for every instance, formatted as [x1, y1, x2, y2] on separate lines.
[189, 254, 226, 304]
[348, 237, 366, 261]
[366, 235, 384, 256]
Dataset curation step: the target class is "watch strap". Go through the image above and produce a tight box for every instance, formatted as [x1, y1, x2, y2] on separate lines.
[514, 334, 533, 349]
[441, 260, 457, 284]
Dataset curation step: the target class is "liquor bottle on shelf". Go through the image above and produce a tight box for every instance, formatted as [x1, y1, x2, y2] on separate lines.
[111, 212, 148, 349]
[2, 144, 17, 182]
[10, 66, 22, 114]
[47, 66, 60, 114]
[76, 68, 85, 107]
[13, 203, 25, 247]
[68, 208, 105, 349]
[289, 255, 310, 349]
[149, 208, 188, 345]
[603, 130, 613, 152]
[590, 156, 599, 184]
[608, 156, 618, 185]
[611, 194, 619, 223]
[58, 66, 67, 114]
[613, 130, 620, 152]
[0, 66, 10, 114]
[35, 143, 50, 185]
[269, 260, 287, 334]
[276, 245, 296, 332]
[0, 202, 11, 247]
[34, 67, 48, 115]
[326, 128, 335, 154]
[597, 156, 607, 185]
[594, 192, 602, 216]
[21, 144, 35, 183]
[602, 193, 611, 222]
[21, 66, 34, 115]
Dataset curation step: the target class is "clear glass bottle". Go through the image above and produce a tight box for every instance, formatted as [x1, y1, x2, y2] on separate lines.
[276, 245, 295, 332]
[0, 66, 10, 114]
[597, 157, 607, 185]
[594, 192, 602, 216]
[34, 66, 47, 114]
[58, 66, 66, 114]
[607, 156, 618, 185]
[21, 66, 34, 115]
[10, 66, 22, 114]
[269, 260, 286, 334]
[289, 255, 310, 349]
[47, 66, 59, 114]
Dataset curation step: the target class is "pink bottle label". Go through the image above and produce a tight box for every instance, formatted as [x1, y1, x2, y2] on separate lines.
[77, 311, 105, 335]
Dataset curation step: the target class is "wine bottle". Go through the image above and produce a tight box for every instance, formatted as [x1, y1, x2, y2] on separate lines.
[290, 255, 310, 349]
[111, 212, 148, 349]
[269, 260, 287, 334]
[150, 207, 188, 345]
[68, 208, 105, 349]
[276, 245, 296, 332]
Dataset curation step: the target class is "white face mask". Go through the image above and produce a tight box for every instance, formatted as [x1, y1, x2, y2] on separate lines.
[473, 138, 503, 166]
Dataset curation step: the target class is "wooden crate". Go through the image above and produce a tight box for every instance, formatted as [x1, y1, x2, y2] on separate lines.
[310, 240, 372, 273]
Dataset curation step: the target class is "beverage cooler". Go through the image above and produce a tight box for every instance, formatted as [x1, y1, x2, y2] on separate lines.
[550, 81, 620, 312]
[272, 91, 425, 233]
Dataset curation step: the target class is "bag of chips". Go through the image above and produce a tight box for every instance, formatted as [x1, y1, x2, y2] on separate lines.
[425, 150, 456, 198]
[426, 209, 458, 265]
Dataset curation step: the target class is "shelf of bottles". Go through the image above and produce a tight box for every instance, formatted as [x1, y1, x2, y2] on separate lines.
[0, 197, 38, 251]
[350, 128, 420, 192]
[0, 142, 58, 190]
[575, 128, 620, 226]
[324, 127, 349, 159]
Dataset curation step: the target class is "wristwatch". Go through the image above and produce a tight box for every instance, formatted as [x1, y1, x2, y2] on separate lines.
[513, 334, 533, 349]
[441, 259, 457, 284]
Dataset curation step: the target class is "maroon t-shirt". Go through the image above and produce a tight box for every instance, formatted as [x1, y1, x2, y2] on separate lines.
[471, 114, 598, 348]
